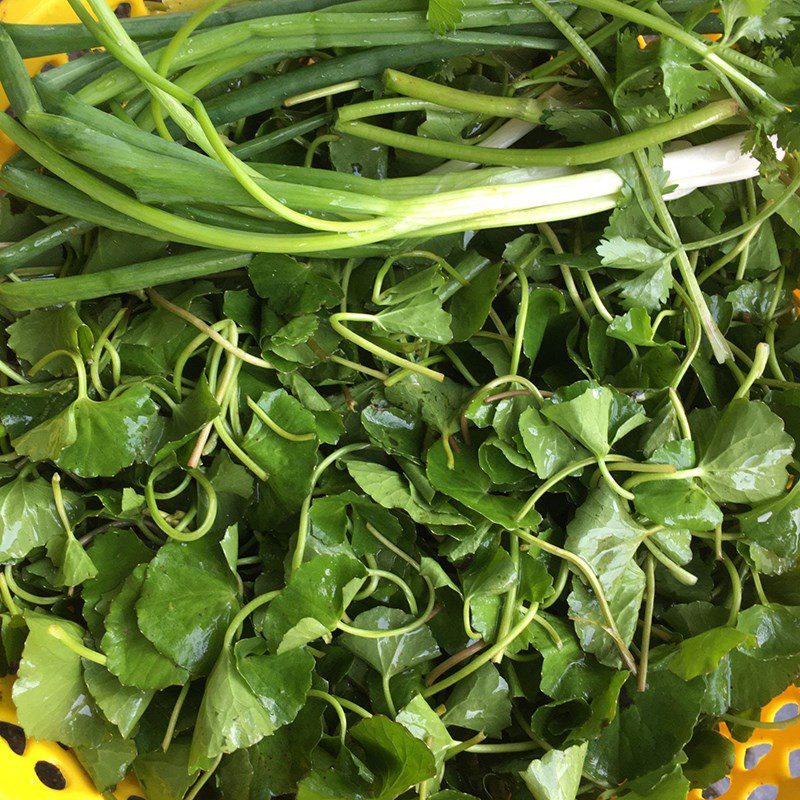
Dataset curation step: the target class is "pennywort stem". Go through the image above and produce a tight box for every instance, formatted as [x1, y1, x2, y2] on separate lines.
[643, 538, 697, 586]
[425, 640, 486, 687]
[721, 713, 800, 731]
[538, 222, 590, 325]
[733, 342, 769, 400]
[543, 562, 569, 609]
[363, 521, 420, 570]
[30, 350, 87, 399]
[532, 611, 562, 650]
[462, 598, 481, 641]
[514, 529, 638, 674]
[339, 576, 435, 638]
[623, 466, 703, 490]
[51, 473, 74, 537]
[365, 568, 418, 614]
[639, 555, 655, 693]
[597, 458, 635, 501]
[381, 674, 397, 717]
[185, 755, 222, 800]
[424, 603, 541, 696]
[752, 569, 770, 607]
[3, 565, 60, 606]
[330, 312, 445, 382]
[492, 534, 520, 663]
[90, 307, 126, 399]
[721, 554, 743, 626]
[292, 442, 370, 572]
[308, 690, 349, 744]
[148, 289, 273, 371]
[0, 357, 29, 385]
[444, 732, 487, 760]
[373, 250, 466, 305]
[145, 464, 218, 542]
[246, 396, 315, 442]
[516, 456, 630, 520]
[162, 681, 191, 753]
[224, 590, 282, 649]
[48, 624, 107, 665]
[670, 281, 702, 390]
[668, 387, 692, 441]
[0, 574, 21, 616]
[509, 264, 528, 377]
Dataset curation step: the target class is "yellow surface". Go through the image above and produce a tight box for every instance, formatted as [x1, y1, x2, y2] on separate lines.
[0, 0, 149, 162]
[0, 674, 143, 800]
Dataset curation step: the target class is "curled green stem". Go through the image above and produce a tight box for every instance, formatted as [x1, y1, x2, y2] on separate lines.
[733, 342, 769, 400]
[145, 463, 218, 541]
[30, 349, 87, 398]
[4, 565, 61, 606]
[597, 458, 635, 501]
[425, 640, 486, 687]
[532, 610, 562, 649]
[292, 443, 370, 573]
[148, 289, 272, 371]
[373, 250, 466, 305]
[643, 538, 697, 586]
[515, 529, 638, 674]
[308, 689, 349, 744]
[90, 307, 126, 399]
[462, 598, 481, 641]
[224, 590, 282, 649]
[330, 312, 445, 382]
[339, 576, 435, 639]
[0, 574, 21, 616]
[363, 521, 420, 570]
[516, 455, 631, 521]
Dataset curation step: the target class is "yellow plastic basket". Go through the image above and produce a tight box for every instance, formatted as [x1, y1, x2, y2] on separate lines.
[0, 1, 799, 799]
[0, 674, 143, 800]
[0, 0, 148, 161]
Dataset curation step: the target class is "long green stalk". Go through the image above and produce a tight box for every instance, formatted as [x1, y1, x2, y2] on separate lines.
[384, 68, 549, 123]
[0, 218, 94, 276]
[72, 8, 547, 108]
[0, 251, 252, 312]
[335, 100, 740, 167]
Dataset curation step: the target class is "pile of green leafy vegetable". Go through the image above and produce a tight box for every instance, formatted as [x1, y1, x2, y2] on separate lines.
[1, 0, 800, 798]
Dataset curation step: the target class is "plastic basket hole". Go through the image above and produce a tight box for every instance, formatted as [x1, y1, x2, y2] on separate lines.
[745, 743, 773, 770]
[747, 786, 778, 800]
[34, 761, 67, 791]
[773, 702, 799, 723]
[0, 721, 26, 756]
[703, 777, 731, 799]
[790, 749, 800, 778]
